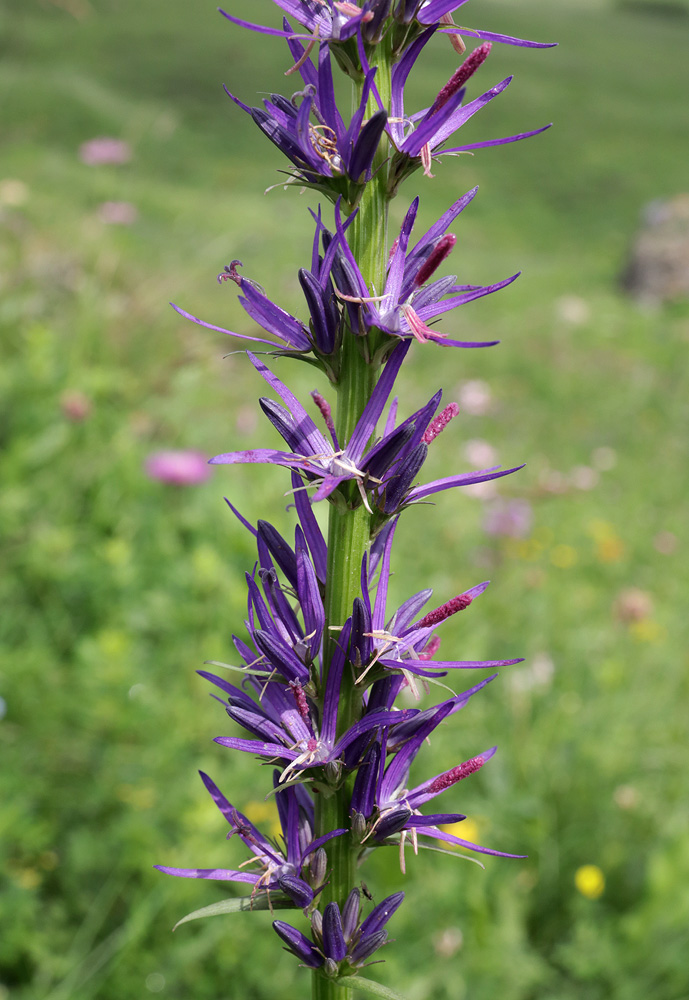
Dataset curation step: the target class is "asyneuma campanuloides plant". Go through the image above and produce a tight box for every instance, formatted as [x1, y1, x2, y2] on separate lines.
[156, 3, 555, 997]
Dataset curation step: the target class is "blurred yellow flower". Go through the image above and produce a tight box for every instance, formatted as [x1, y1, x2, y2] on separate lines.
[243, 799, 282, 839]
[550, 544, 578, 568]
[575, 864, 605, 899]
[629, 620, 666, 643]
[439, 817, 480, 848]
[103, 537, 132, 567]
[596, 536, 625, 563]
[117, 784, 156, 809]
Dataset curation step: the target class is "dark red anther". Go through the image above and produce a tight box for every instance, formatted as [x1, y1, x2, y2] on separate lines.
[414, 234, 457, 288]
[427, 756, 485, 794]
[311, 390, 336, 436]
[306, 737, 318, 753]
[422, 402, 459, 444]
[289, 680, 311, 720]
[418, 635, 441, 661]
[428, 42, 492, 117]
[415, 592, 473, 629]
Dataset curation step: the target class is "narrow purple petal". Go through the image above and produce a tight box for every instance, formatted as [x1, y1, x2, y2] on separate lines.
[451, 26, 557, 49]
[345, 341, 410, 462]
[442, 123, 552, 153]
[407, 463, 524, 502]
[247, 353, 331, 458]
[214, 736, 299, 759]
[321, 620, 352, 743]
[291, 470, 327, 582]
[170, 302, 285, 350]
[418, 826, 526, 858]
[154, 866, 259, 882]
[372, 517, 399, 630]
[218, 8, 309, 37]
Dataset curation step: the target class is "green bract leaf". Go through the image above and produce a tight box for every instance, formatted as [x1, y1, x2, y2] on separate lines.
[173, 894, 295, 930]
[203, 659, 269, 678]
[334, 976, 409, 1000]
[414, 842, 486, 869]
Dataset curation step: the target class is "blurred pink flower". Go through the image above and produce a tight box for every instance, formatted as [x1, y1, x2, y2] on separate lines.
[483, 498, 533, 537]
[60, 390, 92, 422]
[457, 378, 492, 416]
[79, 137, 132, 166]
[145, 450, 212, 486]
[97, 201, 138, 224]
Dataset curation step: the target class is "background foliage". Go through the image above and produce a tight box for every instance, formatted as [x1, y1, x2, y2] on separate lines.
[1, 1, 688, 997]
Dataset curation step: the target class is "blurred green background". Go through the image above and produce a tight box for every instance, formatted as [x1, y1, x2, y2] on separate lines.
[1, 0, 688, 997]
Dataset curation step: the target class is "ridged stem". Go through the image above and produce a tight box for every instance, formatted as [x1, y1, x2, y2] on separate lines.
[312, 34, 393, 1000]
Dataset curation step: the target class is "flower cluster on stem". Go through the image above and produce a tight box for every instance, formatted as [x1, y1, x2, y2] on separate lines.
[159, 5, 554, 998]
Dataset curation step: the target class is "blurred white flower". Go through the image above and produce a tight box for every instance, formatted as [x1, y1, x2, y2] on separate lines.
[570, 465, 599, 490]
[591, 446, 617, 471]
[556, 295, 590, 326]
[0, 179, 29, 206]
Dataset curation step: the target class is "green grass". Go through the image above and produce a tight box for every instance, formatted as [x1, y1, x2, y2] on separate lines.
[1, 2, 688, 999]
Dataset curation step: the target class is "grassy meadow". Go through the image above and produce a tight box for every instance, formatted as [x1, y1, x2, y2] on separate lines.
[1, 0, 689, 997]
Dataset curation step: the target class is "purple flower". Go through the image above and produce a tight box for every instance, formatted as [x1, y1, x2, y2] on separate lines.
[217, 3, 555, 56]
[331, 193, 520, 346]
[358, 517, 524, 683]
[170, 207, 358, 363]
[273, 891, 404, 972]
[356, 27, 553, 186]
[145, 450, 212, 486]
[350, 702, 523, 861]
[219, 2, 379, 45]
[155, 770, 345, 896]
[224, 38, 387, 202]
[209, 346, 522, 512]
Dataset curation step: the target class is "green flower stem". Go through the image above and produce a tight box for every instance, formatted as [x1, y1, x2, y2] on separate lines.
[312, 40, 393, 1000]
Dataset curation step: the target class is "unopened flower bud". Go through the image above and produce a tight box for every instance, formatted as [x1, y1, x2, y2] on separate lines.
[350, 929, 388, 965]
[273, 920, 323, 968]
[311, 908, 323, 940]
[342, 888, 361, 941]
[351, 811, 367, 843]
[278, 874, 314, 909]
[325, 760, 343, 784]
[310, 848, 328, 888]
[324, 958, 339, 978]
[373, 806, 412, 841]
[323, 902, 347, 961]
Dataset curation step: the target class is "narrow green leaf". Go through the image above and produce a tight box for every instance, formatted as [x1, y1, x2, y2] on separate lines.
[203, 659, 269, 678]
[334, 976, 409, 1000]
[173, 894, 294, 930]
[414, 842, 486, 868]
